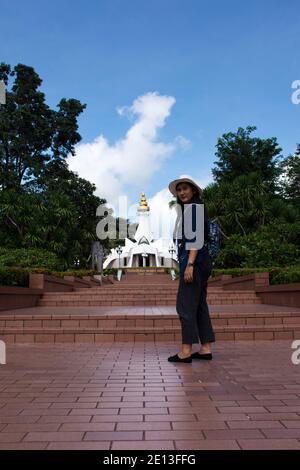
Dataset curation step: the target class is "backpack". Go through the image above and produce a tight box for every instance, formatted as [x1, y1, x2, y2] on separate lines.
[206, 218, 221, 261]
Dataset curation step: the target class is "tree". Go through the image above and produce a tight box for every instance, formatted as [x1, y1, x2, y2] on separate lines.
[0, 63, 86, 191]
[279, 146, 300, 206]
[203, 172, 275, 237]
[0, 63, 116, 268]
[212, 126, 282, 191]
[217, 230, 300, 268]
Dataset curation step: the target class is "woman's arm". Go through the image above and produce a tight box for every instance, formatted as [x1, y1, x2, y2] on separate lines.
[184, 249, 197, 283]
[188, 249, 198, 265]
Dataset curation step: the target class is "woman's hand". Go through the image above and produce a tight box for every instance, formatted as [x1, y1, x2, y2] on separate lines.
[184, 265, 194, 283]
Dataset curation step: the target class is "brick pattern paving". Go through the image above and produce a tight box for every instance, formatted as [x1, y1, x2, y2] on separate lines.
[0, 340, 300, 449]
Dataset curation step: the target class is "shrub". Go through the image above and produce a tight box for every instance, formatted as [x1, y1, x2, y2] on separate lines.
[269, 266, 300, 285]
[103, 268, 118, 275]
[212, 267, 271, 277]
[212, 265, 300, 285]
[216, 233, 300, 268]
[0, 248, 64, 270]
[0, 267, 99, 286]
[0, 267, 31, 286]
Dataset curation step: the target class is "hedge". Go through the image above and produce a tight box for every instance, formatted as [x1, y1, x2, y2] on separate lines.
[0, 247, 64, 270]
[1, 265, 300, 287]
[212, 266, 300, 285]
[0, 267, 98, 287]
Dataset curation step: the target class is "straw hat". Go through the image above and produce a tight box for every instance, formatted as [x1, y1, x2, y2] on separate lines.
[168, 177, 202, 197]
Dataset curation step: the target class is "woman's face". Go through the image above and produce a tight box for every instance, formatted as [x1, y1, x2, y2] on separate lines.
[176, 182, 195, 203]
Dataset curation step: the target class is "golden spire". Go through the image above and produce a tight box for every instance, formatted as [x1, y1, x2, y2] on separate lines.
[138, 192, 150, 212]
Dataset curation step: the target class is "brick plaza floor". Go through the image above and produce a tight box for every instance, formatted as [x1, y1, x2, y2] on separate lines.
[0, 340, 300, 450]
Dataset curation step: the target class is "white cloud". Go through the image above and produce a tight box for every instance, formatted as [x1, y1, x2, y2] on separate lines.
[67, 93, 215, 242]
[67, 91, 182, 209]
[148, 187, 177, 240]
[174, 135, 191, 151]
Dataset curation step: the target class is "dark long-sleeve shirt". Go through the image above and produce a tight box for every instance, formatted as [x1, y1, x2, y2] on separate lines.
[173, 202, 209, 273]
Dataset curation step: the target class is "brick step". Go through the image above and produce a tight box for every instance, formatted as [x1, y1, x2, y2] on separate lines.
[39, 291, 261, 305]
[42, 291, 181, 297]
[73, 285, 240, 291]
[39, 293, 261, 300]
[116, 277, 177, 284]
[38, 297, 262, 306]
[71, 291, 255, 298]
[44, 290, 258, 296]
[1, 309, 300, 343]
[1, 322, 299, 343]
[39, 298, 262, 304]
[97, 289, 183, 292]
[38, 301, 262, 307]
[1, 311, 300, 325]
[73, 285, 234, 292]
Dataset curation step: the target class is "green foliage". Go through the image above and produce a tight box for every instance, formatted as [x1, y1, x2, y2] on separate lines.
[103, 268, 119, 275]
[0, 63, 86, 191]
[203, 172, 297, 237]
[0, 63, 113, 268]
[212, 126, 282, 190]
[2, 265, 300, 287]
[216, 230, 300, 268]
[212, 267, 270, 277]
[0, 247, 63, 269]
[0, 266, 100, 286]
[269, 265, 300, 284]
[1, 71, 299, 278]
[279, 149, 300, 206]
[0, 266, 30, 286]
[0, 189, 94, 266]
[212, 266, 300, 285]
[203, 127, 300, 270]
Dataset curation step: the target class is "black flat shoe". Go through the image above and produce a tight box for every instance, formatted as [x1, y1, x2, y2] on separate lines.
[168, 354, 192, 363]
[191, 352, 212, 360]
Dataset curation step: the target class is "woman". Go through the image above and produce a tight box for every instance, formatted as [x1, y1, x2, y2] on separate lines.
[168, 177, 216, 363]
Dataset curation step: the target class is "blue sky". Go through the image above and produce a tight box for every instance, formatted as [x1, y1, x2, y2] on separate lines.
[1, 0, 300, 215]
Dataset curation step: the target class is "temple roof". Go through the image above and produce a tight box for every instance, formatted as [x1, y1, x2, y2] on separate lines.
[138, 192, 150, 212]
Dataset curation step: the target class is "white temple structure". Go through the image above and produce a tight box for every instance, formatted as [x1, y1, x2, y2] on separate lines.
[103, 193, 178, 269]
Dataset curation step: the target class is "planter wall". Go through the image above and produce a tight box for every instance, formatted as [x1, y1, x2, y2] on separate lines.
[222, 272, 270, 290]
[29, 274, 73, 292]
[0, 286, 42, 311]
[256, 283, 300, 308]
